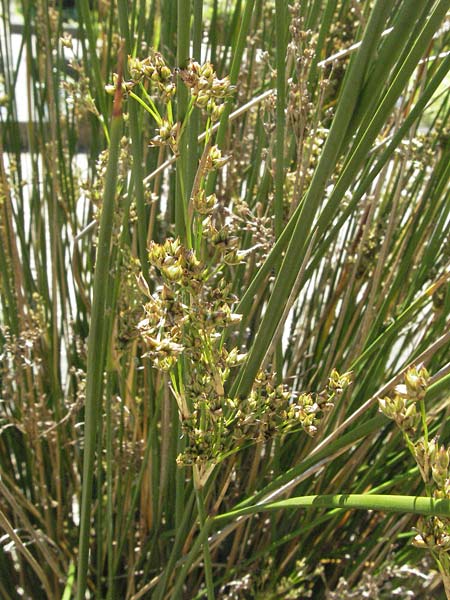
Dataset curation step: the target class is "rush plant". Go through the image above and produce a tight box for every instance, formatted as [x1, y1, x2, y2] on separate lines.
[0, 1, 449, 598]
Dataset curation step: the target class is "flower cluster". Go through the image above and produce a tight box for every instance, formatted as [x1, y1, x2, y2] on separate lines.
[138, 237, 350, 473]
[228, 372, 292, 443]
[379, 365, 450, 576]
[286, 369, 352, 436]
[192, 189, 218, 215]
[221, 200, 275, 268]
[355, 222, 385, 280]
[201, 216, 241, 264]
[179, 367, 350, 469]
[148, 119, 179, 153]
[137, 239, 243, 478]
[60, 41, 100, 121]
[106, 52, 175, 100]
[205, 145, 229, 170]
[147, 238, 205, 291]
[378, 364, 429, 434]
[413, 438, 450, 559]
[191, 161, 271, 269]
[179, 60, 234, 121]
[138, 238, 241, 375]
[414, 515, 450, 553]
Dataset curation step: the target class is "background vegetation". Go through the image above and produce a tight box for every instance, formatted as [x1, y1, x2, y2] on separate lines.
[0, 0, 449, 598]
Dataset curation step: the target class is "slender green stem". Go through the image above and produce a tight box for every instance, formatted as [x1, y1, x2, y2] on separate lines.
[75, 72, 123, 600]
[274, 0, 287, 238]
[129, 90, 163, 124]
[61, 562, 75, 600]
[205, 0, 255, 195]
[153, 491, 197, 599]
[307, 0, 337, 89]
[76, 0, 107, 120]
[105, 372, 114, 600]
[194, 473, 215, 600]
[170, 517, 214, 599]
[175, 0, 191, 242]
[187, 0, 203, 201]
[118, 3, 150, 281]
[209, 0, 218, 65]
[214, 494, 450, 524]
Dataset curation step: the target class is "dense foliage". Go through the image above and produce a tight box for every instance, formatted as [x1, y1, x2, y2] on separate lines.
[0, 0, 449, 598]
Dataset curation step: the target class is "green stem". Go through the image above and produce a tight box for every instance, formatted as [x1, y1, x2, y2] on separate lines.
[205, 0, 255, 195]
[75, 77, 123, 600]
[274, 0, 287, 237]
[307, 0, 337, 90]
[194, 479, 215, 599]
[187, 0, 203, 201]
[129, 90, 163, 124]
[273, 0, 288, 380]
[61, 562, 75, 600]
[76, 0, 107, 120]
[175, 0, 191, 242]
[118, 3, 150, 281]
[153, 491, 197, 599]
[105, 372, 114, 600]
[419, 399, 429, 445]
[140, 82, 164, 121]
[214, 494, 450, 524]
[170, 517, 214, 598]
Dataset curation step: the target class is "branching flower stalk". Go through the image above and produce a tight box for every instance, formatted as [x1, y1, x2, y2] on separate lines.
[137, 123, 352, 593]
[131, 53, 354, 592]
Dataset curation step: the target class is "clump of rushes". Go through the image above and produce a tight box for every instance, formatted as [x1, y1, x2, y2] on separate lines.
[379, 365, 450, 595]
[3, 1, 450, 597]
